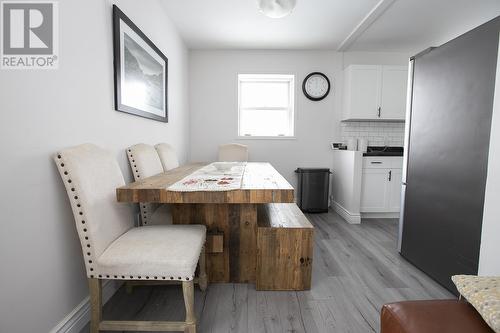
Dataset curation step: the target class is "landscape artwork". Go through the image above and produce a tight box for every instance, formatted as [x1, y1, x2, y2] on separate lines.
[113, 5, 168, 122]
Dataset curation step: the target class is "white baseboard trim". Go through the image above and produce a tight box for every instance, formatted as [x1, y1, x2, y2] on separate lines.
[361, 212, 400, 219]
[49, 280, 122, 333]
[333, 201, 361, 224]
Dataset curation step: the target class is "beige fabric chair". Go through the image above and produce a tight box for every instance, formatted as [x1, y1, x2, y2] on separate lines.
[218, 143, 249, 162]
[54, 144, 207, 333]
[127, 143, 170, 225]
[155, 143, 180, 171]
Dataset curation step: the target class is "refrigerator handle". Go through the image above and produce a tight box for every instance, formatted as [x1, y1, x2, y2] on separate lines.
[398, 57, 415, 253]
[402, 58, 415, 185]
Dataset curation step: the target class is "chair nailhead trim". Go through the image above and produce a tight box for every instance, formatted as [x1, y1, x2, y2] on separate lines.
[61, 150, 197, 282]
[128, 149, 149, 226]
[87, 275, 194, 281]
[58, 153, 95, 276]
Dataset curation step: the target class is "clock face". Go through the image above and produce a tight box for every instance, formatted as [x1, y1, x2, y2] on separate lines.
[303, 72, 330, 101]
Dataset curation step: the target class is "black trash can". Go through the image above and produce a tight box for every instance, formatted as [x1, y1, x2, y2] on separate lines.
[295, 168, 331, 213]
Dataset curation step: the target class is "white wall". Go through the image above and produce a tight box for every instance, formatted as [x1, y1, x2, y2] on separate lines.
[0, 0, 189, 332]
[189, 50, 340, 187]
[331, 150, 363, 223]
[478, 34, 500, 276]
[189, 50, 409, 188]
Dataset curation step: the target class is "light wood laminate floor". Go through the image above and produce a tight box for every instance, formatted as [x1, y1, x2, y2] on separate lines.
[81, 211, 454, 333]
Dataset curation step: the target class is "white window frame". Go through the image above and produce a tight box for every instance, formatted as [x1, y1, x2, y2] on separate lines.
[237, 74, 295, 139]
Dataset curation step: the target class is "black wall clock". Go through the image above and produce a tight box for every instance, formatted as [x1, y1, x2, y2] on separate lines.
[302, 72, 331, 101]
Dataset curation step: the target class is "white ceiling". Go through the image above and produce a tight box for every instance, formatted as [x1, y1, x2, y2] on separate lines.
[350, 0, 500, 53]
[160, 0, 500, 52]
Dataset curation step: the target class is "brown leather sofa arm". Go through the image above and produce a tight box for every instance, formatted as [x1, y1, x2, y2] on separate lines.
[380, 300, 494, 333]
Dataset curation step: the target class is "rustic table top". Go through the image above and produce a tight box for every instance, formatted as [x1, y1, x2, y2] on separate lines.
[116, 162, 295, 204]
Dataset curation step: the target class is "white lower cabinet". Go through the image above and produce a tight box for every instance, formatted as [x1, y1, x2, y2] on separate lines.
[360, 158, 403, 213]
[360, 169, 390, 212]
[388, 169, 403, 212]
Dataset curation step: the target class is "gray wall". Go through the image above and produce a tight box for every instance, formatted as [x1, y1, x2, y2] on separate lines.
[0, 0, 189, 331]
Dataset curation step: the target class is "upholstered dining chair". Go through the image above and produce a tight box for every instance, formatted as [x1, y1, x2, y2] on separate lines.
[218, 143, 249, 162]
[54, 144, 207, 333]
[155, 143, 180, 171]
[127, 143, 170, 225]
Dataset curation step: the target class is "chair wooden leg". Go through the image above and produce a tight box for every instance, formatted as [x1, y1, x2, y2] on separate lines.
[88, 278, 102, 333]
[198, 246, 208, 292]
[182, 281, 196, 333]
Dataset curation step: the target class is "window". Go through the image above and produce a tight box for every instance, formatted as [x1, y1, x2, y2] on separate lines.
[238, 74, 295, 137]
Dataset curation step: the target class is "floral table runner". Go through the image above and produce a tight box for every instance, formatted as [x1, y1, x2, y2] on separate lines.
[167, 162, 246, 192]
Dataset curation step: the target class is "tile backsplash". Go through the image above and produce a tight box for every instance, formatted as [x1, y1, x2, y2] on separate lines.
[340, 121, 405, 147]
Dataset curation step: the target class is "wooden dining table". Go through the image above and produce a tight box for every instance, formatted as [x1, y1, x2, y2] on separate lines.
[116, 162, 297, 285]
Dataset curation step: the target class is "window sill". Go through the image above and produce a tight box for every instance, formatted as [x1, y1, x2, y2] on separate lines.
[236, 136, 297, 141]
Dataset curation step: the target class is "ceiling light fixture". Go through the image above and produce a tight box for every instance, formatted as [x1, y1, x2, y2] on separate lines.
[257, 0, 297, 19]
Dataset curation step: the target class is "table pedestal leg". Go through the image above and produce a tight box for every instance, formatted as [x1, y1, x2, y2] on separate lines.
[172, 204, 257, 283]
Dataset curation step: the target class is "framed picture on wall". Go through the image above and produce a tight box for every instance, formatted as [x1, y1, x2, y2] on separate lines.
[112, 5, 168, 122]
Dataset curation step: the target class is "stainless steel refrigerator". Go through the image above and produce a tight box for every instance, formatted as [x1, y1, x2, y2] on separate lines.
[398, 16, 500, 294]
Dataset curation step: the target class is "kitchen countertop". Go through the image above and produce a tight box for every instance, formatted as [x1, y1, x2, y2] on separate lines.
[362, 146, 404, 157]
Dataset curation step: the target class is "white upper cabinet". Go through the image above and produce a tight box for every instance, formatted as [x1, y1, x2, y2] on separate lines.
[342, 65, 408, 121]
[343, 65, 382, 120]
[380, 66, 409, 120]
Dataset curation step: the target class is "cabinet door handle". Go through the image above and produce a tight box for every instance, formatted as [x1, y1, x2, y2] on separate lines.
[377, 107, 381, 118]
[371, 161, 382, 164]
[388, 170, 392, 181]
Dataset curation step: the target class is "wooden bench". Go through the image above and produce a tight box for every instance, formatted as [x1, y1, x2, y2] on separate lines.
[256, 203, 314, 290]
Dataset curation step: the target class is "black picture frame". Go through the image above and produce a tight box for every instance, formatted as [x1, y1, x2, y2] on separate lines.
[112, 5, 168, 122]
[302, 72, 331, 101]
